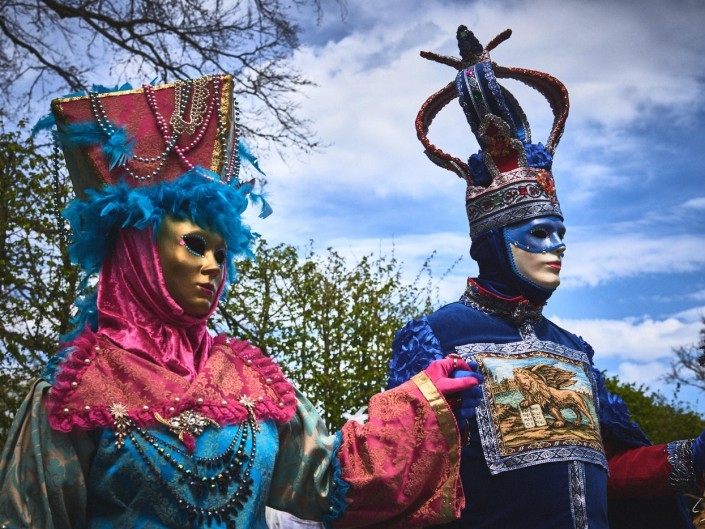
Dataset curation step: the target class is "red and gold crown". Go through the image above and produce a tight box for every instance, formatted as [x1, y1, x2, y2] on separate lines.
[416, 27, 569, 239]
[51, 74, 238, 197]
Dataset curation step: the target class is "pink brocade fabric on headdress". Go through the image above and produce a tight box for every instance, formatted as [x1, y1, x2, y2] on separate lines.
[96, 226, 224, 381]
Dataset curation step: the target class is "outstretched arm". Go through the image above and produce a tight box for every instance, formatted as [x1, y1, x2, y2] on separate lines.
[269, 357, 483, 529]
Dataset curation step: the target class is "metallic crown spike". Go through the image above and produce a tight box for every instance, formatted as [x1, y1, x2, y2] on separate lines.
[415, 26, 570, 239]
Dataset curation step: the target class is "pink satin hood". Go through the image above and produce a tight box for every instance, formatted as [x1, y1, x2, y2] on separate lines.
[96, 226, 224, 381]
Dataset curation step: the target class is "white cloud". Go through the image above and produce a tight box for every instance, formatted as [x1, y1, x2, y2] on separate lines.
[683, 197, 705, 210]
[560, 233, 705, 288]
[256, 0, 705, 225]
[551, 308, 704, 362]
[617, 360, 671, 389]
[688, 290, 705, 302]
[271, 0, 705, 201]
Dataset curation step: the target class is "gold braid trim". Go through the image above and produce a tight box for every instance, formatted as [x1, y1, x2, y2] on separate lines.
[411, 371, 460, 521]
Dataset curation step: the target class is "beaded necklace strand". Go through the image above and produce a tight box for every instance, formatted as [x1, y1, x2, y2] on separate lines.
[110, 398, 258, 528]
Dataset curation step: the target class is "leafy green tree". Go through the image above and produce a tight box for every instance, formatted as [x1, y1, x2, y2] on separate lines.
[604, 376, 705, 445]
[0, 114, 79, 440]
[214, 240, 443, 430]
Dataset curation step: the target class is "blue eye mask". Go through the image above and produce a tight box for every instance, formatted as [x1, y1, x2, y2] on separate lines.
[503, 216, 566, 254]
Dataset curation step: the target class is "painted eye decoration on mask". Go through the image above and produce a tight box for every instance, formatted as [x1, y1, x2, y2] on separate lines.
[179, 234, 228, 267]
[504, 216, 566, 254]
[529, 225, 566, 240]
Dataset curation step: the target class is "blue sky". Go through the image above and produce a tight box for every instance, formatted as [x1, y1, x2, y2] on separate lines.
[12, 0, 704, 410]
[240, 0, 705, 409]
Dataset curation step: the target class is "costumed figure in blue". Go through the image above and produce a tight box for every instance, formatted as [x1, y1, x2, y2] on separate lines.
[387, 26, 704, 529]
[0, 74, 484, 528]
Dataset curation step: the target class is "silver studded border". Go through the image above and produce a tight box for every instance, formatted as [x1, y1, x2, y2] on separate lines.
[569, 461, 588, 529]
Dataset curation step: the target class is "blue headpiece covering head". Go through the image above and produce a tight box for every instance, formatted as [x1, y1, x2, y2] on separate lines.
[41, 74, 271, 337]
[415, 26, 570, 303]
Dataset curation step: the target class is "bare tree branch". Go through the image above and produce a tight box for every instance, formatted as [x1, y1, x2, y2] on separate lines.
[0, 0, 334, 152]
[663, 317, 705, 392]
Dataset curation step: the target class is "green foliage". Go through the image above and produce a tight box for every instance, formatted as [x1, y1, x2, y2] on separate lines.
[213, 240, 442, 430]
[0, 116, 79, 443]
[604, 376, 705, 445]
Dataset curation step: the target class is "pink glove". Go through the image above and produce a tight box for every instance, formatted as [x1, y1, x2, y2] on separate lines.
[424, 356, 483, 395]
[424, 356, 484, 423]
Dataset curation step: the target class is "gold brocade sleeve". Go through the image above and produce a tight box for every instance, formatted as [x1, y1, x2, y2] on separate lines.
[269, 378, 464, 528]
[411, 371, 463, 521]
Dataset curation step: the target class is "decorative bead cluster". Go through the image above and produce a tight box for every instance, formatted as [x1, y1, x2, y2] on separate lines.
[213, 76, 241, 183]
[535, 170, 557, 203]
[85, 74, 240, 184]
[145, 75, 219, 172]
[154, 408, 220, 442]
[51, 143, 70, 246]
[170, 76, 210, 135]
[109, 396, 259, 528]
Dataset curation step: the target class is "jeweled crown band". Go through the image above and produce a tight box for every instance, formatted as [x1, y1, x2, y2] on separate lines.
[466, 166, 561, 237]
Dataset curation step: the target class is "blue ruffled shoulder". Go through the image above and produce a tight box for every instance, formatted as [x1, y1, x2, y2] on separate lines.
[386, 317, 444, 390]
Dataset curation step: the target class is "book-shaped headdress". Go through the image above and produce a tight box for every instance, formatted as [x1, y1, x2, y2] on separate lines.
[416, 26, 569, 239]
[40, 74, 269, 340]
[50, 74, 243, 197]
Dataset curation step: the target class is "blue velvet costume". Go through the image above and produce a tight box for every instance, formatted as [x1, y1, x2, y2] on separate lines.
[402, 24, 699, 527]
[387, 282, 696, 529]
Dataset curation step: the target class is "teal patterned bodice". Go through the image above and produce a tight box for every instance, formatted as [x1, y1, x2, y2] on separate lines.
[86, 419, 278, 528]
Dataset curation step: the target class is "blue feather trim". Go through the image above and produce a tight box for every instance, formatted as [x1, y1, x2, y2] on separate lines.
[31, 114, 57, 138]
[62, 290, 99, 341]
[41, 345, 77, 384]
[237, 139, 265, 176]
[92, 82, 132, 94]
[33, 84, 135, 137]
[63, 170, 257, 337]
[103, 128, 136, 169]
[57, 122, 104, 147]
[238, 180, 272, 219]
[249, 191, 273, 219]
[56, 121, 136, 169]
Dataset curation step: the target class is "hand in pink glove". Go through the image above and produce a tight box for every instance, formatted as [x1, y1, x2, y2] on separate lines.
[424, 356, 484, 422]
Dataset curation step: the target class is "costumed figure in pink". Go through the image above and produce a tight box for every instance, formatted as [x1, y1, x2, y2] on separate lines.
[0, 74, 483, 528]
[387, 26, 705, 529]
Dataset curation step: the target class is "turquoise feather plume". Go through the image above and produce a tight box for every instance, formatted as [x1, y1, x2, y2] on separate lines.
[31, 113, 56, 138]
[57, 121, 136, 169]
[103, 127, 136, 169]
[237, 138, 265, 175]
